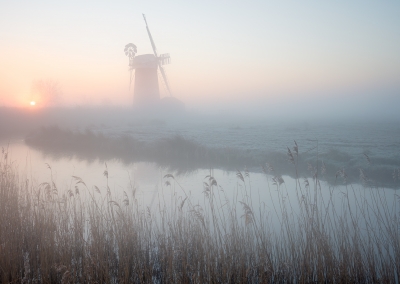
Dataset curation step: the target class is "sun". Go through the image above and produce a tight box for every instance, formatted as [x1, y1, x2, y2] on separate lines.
[30, 101, 36, 106]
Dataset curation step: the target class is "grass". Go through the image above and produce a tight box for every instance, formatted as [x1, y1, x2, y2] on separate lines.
[0, 143, 399, 283]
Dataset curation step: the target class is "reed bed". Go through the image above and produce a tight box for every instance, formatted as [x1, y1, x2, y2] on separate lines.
[0, 146, 399, 283]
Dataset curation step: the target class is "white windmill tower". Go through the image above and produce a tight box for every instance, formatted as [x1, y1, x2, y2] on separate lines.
[125, 14, 172, 106]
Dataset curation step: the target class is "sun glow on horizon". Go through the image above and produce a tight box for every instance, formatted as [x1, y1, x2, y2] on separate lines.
[30, 101, 36, 106]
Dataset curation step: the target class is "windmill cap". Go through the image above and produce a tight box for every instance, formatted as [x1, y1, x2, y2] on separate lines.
[132, 54, 158, 69]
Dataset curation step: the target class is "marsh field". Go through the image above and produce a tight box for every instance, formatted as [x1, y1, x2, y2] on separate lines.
[1, 106, 400, 283]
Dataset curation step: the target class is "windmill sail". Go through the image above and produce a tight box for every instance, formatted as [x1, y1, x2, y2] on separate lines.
[143, 14, 158, 57]
[142, 14, 172, 96]
[159, 65, 171, 96]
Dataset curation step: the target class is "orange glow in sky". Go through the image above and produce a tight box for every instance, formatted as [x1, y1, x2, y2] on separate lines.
[0, 1, 399, 110]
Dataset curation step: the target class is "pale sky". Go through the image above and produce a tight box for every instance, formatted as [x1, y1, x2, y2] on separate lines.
[1, 1, 399, 116]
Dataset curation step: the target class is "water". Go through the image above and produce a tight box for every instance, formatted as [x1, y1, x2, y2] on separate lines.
[3, 110, 399, 281]
[2, 117, 400, 204]
[16, 116, 400, 188]
[3, 124, 399, 270]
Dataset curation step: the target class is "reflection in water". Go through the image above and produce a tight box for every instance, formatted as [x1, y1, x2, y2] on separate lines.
[25, 126, 265, 174]
[4, 139, 397, 222]
[25, 126, 400, 188]
[2, 141, 399, 282]
[2, 108, 400, 281]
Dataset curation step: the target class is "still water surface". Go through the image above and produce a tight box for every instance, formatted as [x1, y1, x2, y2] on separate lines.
[4, 138, 397, 215]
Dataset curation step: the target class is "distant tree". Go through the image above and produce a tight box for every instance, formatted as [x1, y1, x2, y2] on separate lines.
[31, 79, 62, 106]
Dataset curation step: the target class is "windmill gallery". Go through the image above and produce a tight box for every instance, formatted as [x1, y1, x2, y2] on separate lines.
[124, 14, 184, 113]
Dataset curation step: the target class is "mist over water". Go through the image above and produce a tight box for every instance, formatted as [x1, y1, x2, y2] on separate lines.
[1, 104, 399, 281]
[1, 105, 400, 188]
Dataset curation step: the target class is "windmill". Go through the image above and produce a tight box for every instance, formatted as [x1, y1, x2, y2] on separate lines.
[125, 14, 172, 105]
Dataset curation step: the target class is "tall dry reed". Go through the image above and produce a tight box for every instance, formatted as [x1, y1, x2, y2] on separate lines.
[0, 143, 399, 283]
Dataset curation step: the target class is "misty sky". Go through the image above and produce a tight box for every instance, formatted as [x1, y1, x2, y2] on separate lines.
[1, 1, 399, 118]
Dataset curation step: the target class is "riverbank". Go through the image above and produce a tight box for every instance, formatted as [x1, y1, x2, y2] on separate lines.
[25, 125, 400, 188]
